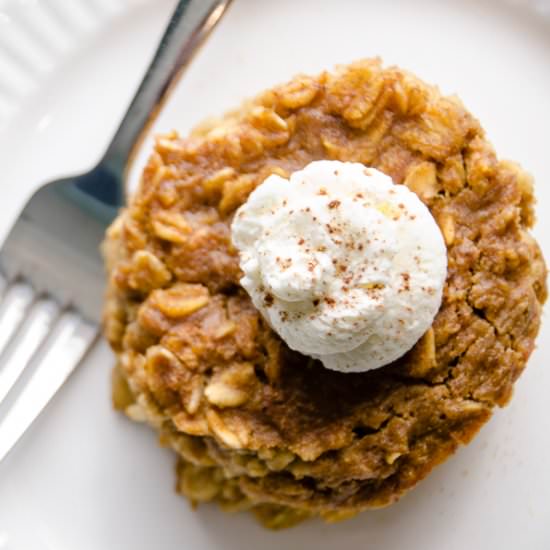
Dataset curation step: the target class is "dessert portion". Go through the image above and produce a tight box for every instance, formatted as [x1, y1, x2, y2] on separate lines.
[103, 58, 547, 529]
[232, 160, 448, 372]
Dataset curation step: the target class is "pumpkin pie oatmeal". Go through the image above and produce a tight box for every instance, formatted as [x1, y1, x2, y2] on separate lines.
[103, 58, 547, 529]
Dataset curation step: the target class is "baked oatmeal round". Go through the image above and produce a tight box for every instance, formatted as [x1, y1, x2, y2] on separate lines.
[103, 58, 547, 529]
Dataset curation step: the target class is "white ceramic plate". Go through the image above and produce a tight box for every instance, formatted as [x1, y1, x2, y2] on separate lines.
[0, 0, 549, 548]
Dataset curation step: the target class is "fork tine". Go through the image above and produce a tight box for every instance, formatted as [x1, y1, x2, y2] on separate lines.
[0, 282, 34, 356]
[0, 297, 60, 404]
[0, 310, 97, 463]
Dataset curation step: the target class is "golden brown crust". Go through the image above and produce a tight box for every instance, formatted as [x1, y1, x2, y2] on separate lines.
[104, 58, 547, 528]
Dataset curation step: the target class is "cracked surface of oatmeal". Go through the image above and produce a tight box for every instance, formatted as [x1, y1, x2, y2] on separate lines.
[103, 58, 547, 529]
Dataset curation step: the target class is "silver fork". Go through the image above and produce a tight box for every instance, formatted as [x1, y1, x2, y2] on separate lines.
[0, 0, 233, 464]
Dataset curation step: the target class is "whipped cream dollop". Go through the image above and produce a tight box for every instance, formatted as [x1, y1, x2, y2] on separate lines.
[231, 160, 447, 373]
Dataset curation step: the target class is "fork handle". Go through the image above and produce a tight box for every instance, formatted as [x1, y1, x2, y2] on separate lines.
[99, 0, 232, 188]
